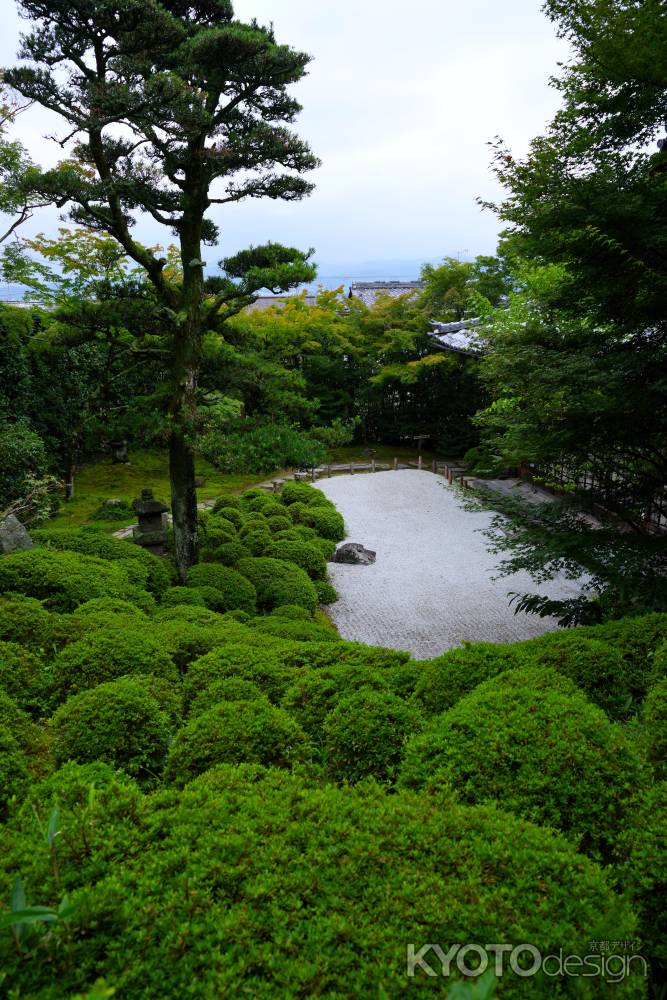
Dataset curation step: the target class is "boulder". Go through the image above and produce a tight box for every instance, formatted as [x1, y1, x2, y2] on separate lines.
[333, 542, 376, 565]
[0, 514, 34, 555]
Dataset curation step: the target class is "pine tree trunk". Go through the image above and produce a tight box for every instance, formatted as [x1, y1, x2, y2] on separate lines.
[169, 427, 198, 581]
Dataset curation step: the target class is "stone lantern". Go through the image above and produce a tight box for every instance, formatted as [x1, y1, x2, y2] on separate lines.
[132, 488, 169, 555]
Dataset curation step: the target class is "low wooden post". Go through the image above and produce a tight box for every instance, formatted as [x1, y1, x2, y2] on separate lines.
[311, 467, 316, 482]
[327, 465, 332, 478]
[371, 458, 376, 473]
[350, 462, 354, 475]
[432, 459, 437, 473]
[418, 455, 423, 471]
[393, 457, 398, 471]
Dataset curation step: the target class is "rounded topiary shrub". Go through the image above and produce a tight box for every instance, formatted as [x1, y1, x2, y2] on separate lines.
[164, 700, 310, 784]
[266, 540, 327, 580]
[282, 664, 391, 740]
[52, 677, 170, 782]
[579, 613, 667, 703]
[253, 618, 338, 643]
[51, 630, 178, 703]
[266, 514, 291, 534]
[184, 645, 299, 707]
[0, 549, 151, 612]
[626, 781, 667, 983]
[211, 496, 242, 514]
[153, 605, 224, 626]
[522, 631, 636, 719]
[240, 529, 273, 557]
[0, 688, 37, 748]
[0, 642, 46, 716]
[239, 513, 269, 536]
[211, 504, 243, 527]
[188, 677, 268, 718]
[301, 506, 345, 542]
[270, 605, 312, 622]
[311, 536, 336, 561]
[211, 541, 249, 567]
[32, 529, 172, 596]
[0, 595, 55, 651]
[161, 587, 207, 608]
[323, 688, 423, 784]
[237, 557, 317, 613]
[69, 597, 150, 622]
[0, 768, 641, 998]
[186, 564, 256, 614]
[0, 724, 30, 820]
[643, 678, 667, 780]
[400, 666, 648, 863]
[412, 641, 528, 717]
[280, 481, 329, 506]
[314, 579, 338, 605]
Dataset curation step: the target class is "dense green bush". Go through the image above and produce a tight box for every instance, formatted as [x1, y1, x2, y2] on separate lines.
[0, 418, 48, 508]
[266, 514, 291, 533]
[579, 613, 667, 702]
[0, 595, 54, 651]
[32, 529, 172, 596]
[280, 481, 330, 506]
[237, 557, 317, 613]
[0, 768, 641, 998]
[158, 621, 242, 672]
[301, 505, 345, 542]
[626, 781, 667, 984]
[401, 666, 647, 863]
[0, 688, 40, 749]
[0, 641, 46, 716]
[411, 642, 527, 716]
[161, 586, 206, 608]
[211, 504, 243, 527]
[152, 604, 224, 626]
[188, 677, 268, 718]
[210, 541, 248, 566]
[323, 688, 423, 784]
[211, 496, 242, 513]
[522, 631, 638, 718]
[253, 618, 338, 643]
[186, 564, 256, 614]
[270, 604, 311, 621]
[240, 528, 273, 556]
[266, 539, 327, 580]
[184, 644, 300, 707]
[51, 630, 178, 703]
[643, 679, 667, 780]
[314, 579, 338, 605]
[52, 677, 170, 782]
[311, 536, 336, 560]
[0, 725, 30, 821]
[165, 700, 310, 783]
[282, 664, 391, 740]
[0, 549, 152, 612]
[201, 420, 326, 474]
[68, 597, 150, 622]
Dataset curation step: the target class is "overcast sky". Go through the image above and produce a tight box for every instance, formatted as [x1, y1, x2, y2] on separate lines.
[1, 0, 569, 272]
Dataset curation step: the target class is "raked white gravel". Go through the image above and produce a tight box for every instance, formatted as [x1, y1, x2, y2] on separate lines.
[317, 470, 583, 660]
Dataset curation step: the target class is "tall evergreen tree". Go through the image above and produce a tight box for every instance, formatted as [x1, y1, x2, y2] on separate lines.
[5, 0, 318, 577]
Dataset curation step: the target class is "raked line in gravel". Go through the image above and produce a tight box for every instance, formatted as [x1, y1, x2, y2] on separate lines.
[317, 469, 584, 660]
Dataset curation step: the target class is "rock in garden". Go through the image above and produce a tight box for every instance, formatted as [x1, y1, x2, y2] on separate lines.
[0, 514, 34, 555]
[333, 542, 376, 565]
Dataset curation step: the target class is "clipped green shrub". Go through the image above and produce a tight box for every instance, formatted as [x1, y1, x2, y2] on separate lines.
[266, 514, 291, 534]
[14, 760, 139, 831]
[253, 618, 338, 643]
[161, 586, 206, 608]
[522, 631, 638, 718]
[211, 504, 243, 527]
[188, 678, 268, 718]
[651, 641, 667, 686]
[280, 481, 330, 506]
[0, 641, 46, 716]
[311, 536, 336, 560]
[0, 595, 54, 651]
[186, 564, 256, 614]
[158, 621, 240, 672]
[122, 673, 183, 729]
[165, 700, 310, 784]
[323, 688, 423, 784]
[184, 645, 299, 707]
[267, 539, 326, 580]
[32, 529, 172, 595]
[626, 781, 667, 983]
[199, 525, 237, 551]
[314, 579, 338, 605]
[237, 557, 317, 613]
[69, 597, 150, 622]
[211, 541, 249, 567]
[279, 640, 411, 673]
[270, 605, 312, 621]
[211, 496, 241, 514]
[579, 613, 667, 701]
[643, 679, 667, 780]
[301, 505, 345, 542]
[0, 725, 30, 820]
[0, 688, 38, 748]
[286, 500, 309, 524]
[52, 677, 170, 782]
[239, 513, 269, 536]
[0, 549, 152, 612]
[221, 610, 252, 624]
[0, 768, 640, 998]
[282, 664, 391, 741]
[51, 630, 178, 703]
[400, 666, 647, 863]
[412, 641, 528, 716]
[240, 529, 273, 557]
[153, 605, 224, 626]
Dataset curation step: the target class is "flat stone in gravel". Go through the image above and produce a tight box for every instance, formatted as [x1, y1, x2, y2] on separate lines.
[317, 470, 583, 660]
